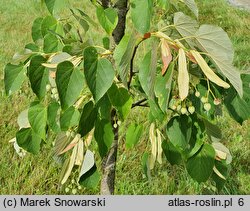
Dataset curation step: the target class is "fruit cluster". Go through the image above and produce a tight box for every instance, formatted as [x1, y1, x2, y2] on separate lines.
[46, 84, 59, 101]
[170, 89, 221, 115]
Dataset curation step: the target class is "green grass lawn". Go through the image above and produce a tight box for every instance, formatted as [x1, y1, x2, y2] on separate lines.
[0, 0, 249, 195]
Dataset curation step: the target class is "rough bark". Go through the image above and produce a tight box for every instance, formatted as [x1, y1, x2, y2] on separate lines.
[100, 0, 128, 195]
[101, 0, 110, 8]
[100, 109, 119, 195]
[112, 0, 128, 44]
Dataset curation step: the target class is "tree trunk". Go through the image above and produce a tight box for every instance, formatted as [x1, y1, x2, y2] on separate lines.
[100, 0, 128, 195]
[101, 0, 110, 9]
[100, 110, 119, 195]
[112, 0, 128, 44]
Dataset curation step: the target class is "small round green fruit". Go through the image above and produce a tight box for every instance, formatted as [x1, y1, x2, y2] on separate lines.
[195, 91, 200, 97]
[204, 103, 211, 111]
[181, 107, 188, 115]
[201, 96, 208, 103]
[188, 106, 195, 114]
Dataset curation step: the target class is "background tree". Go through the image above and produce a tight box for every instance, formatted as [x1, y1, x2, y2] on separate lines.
[4, 0, 250, 194]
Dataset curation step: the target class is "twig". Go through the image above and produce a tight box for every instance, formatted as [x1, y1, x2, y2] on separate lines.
[77, 29, 83, 43]
[132, 98, 147, 108]
[134, 104, 149, 108]
[127, 39, 143, 89]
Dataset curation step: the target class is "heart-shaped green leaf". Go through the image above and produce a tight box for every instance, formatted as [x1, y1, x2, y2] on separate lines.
[16, 128, 42, 155]
[78, 101, 97, 137]
[32, 17, 43, 43]
[44, 0, 66, 15]
[4, 63, 25, 96]
[56, 61, 85, 110]
[107, 83, 132, 121]
[47, 102, 61, 133]
[96, 7, 118, 34]
[60, 106, 80, 131]
[28, 55, 49, 100]
[186, 144, 215, 183]
[41, 16, 57, 37]
[84, 47, 114, 102]
[131, 0, 153, 34]
[94, 118, 114, 158]
[125, 123, 143, 149]
[28, 101, 47, 140]
[166, 115, 192, 149]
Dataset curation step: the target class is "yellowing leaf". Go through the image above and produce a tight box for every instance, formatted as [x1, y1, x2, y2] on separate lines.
[156, 129, 162, 164]
[149, 123, 157, 170]
[161, 39, 172, 75]
[190, 50, 230, 89]
[213, 166, 226, 180]
[178, 48, 189, 101]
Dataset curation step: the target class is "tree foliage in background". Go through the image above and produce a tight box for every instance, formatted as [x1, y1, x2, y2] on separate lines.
[4, 0, 250, 194]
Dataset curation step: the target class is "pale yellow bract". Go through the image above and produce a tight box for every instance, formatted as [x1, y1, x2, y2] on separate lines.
[190, 50, 230, 89]
[75, 139, 84, 166]
[149, 123, 157, 170]
[61, 144, 78, 185]
[213, 166, 226, 180]
[156, 129, 163, 164]
[178, 48, 189, 101]
[149, 124, 163, 169]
